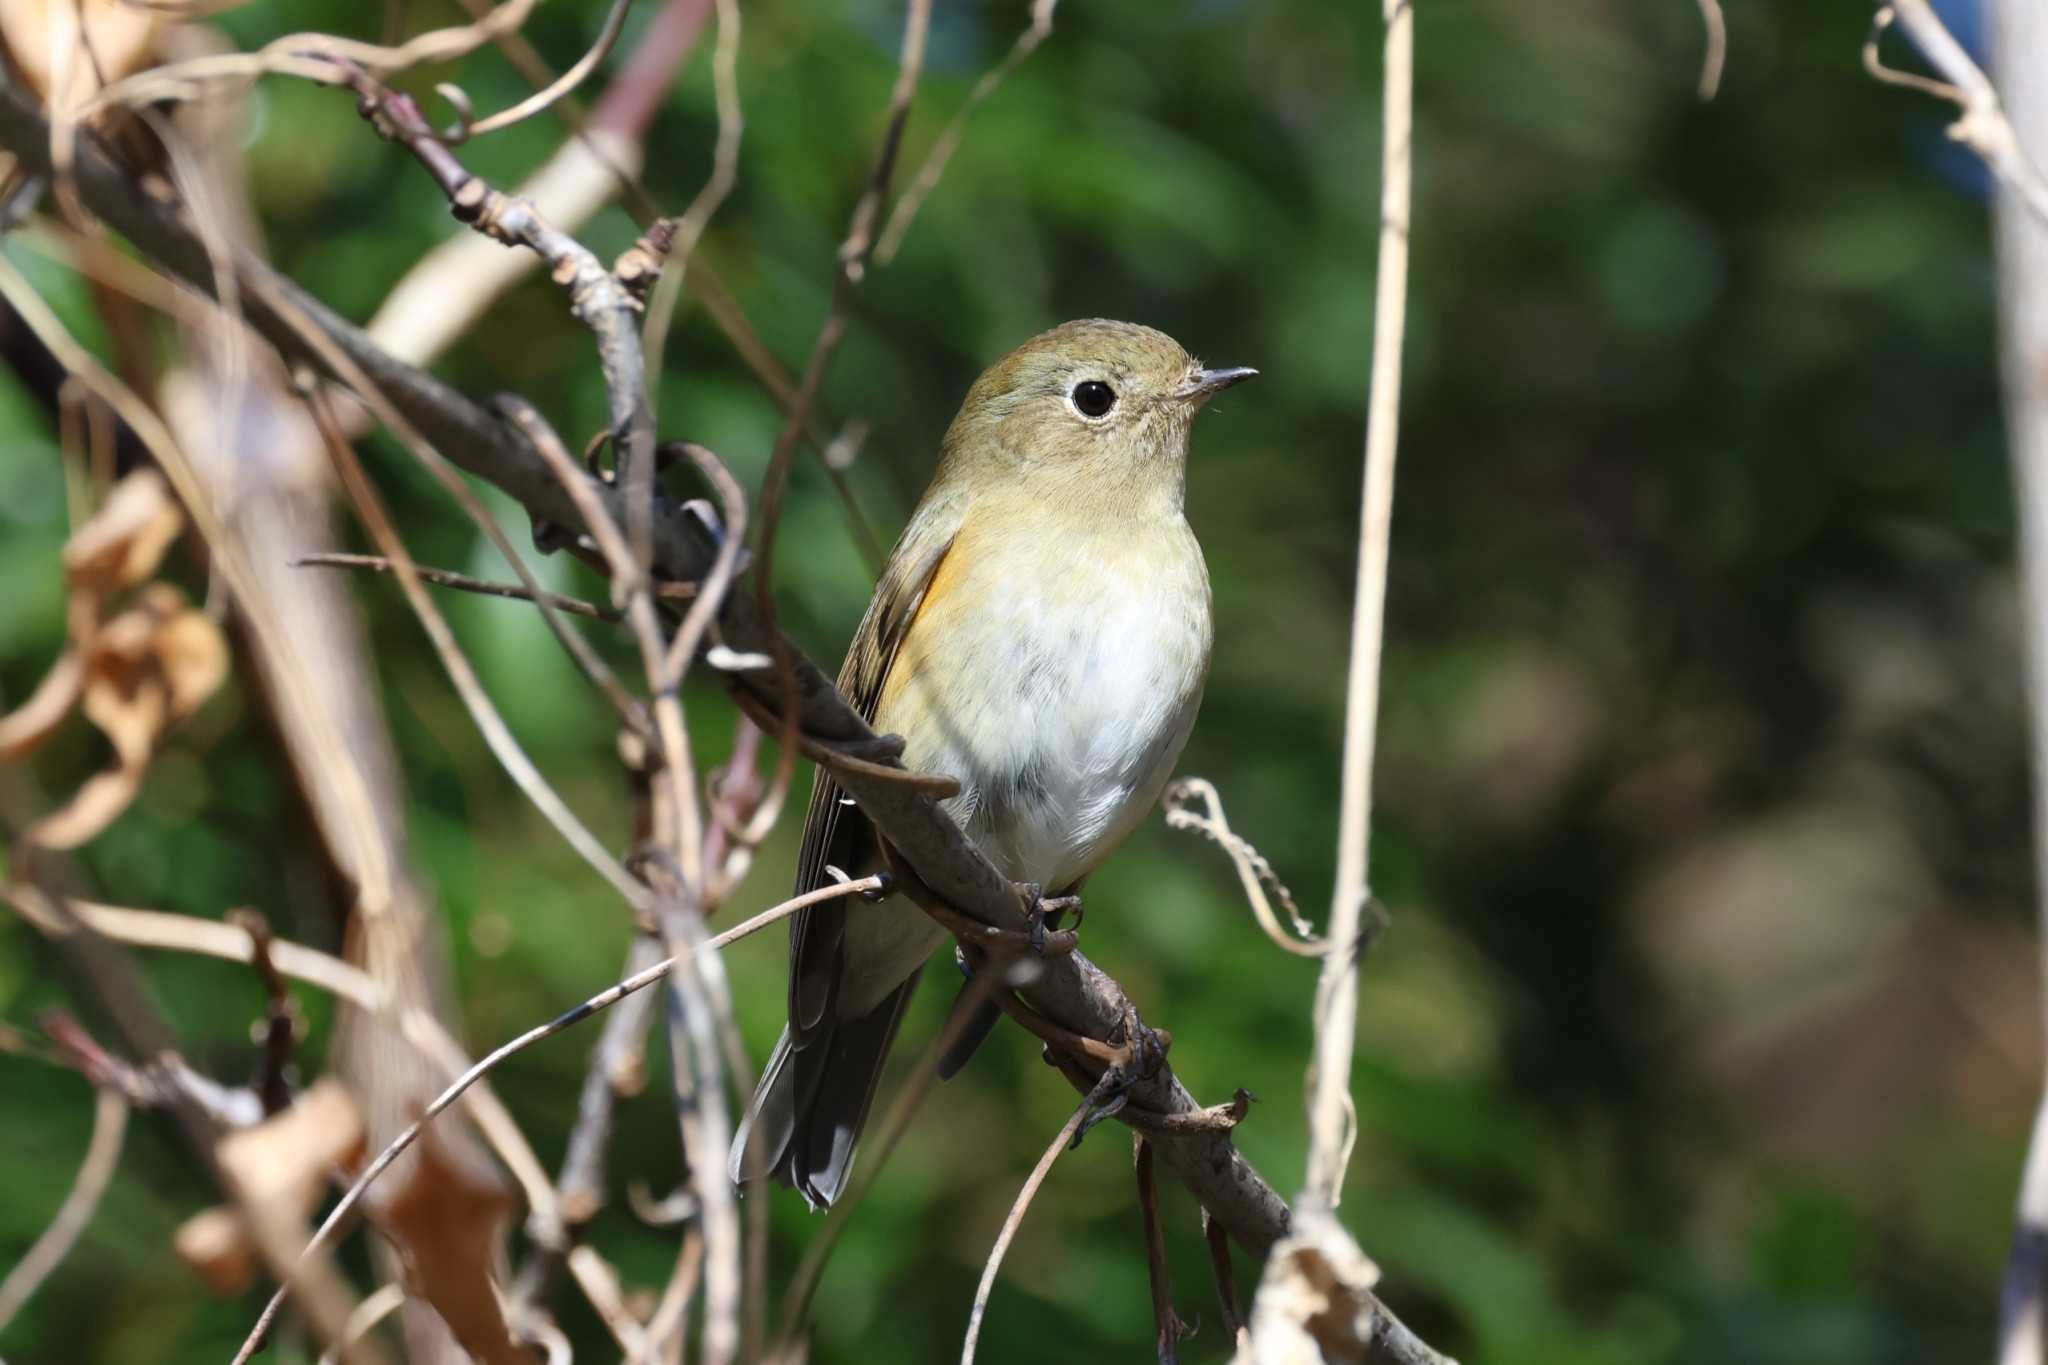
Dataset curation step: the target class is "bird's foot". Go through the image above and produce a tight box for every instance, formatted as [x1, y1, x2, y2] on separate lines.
[1013, 882, 1084, 955]
[1072, 1002, 1171, 1146]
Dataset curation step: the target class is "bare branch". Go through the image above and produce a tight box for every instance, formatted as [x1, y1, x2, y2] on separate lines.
[1205, 1208, 1248, 1355]
[294, 552, 624, 621]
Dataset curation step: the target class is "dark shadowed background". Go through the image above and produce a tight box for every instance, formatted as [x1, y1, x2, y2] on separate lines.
[0, 0, 2029, 1361]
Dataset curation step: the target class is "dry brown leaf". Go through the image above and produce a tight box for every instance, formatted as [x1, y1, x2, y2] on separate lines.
[82, 587, 225, 754]
[178, 1083, 364, 1303]
[1239, 1211, 1386, 1365]
[174, 1204, 258, 1297]
[82, 609, 171, 770]
[218, 1078, 365, 1209]
[377, 1135, 525, 1365]
[60, 468, 181, 598]
[151, 602, 230, 718]
[29, 581, 230, 848]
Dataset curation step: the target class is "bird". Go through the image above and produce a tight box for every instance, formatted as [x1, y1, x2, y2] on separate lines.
[730, 318, 1253, 1208]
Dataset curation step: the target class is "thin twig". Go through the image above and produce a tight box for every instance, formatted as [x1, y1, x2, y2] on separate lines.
[228, 875, 882, 1365]
[463, 0, 633, 139]
[1163, 777, 1322, 957]
[294, 552, 623, 620]
[1304, 0, 1413, 1213]
[227, 910, 296, 1115]
[960, 1083, 1103, 1365]
[0, 1086, 129, 1328]
[642, 0, 742, 388]
[875, 0, 1056, 264]
[347, 73, 656, 535]
[6, 889, 382, 1007]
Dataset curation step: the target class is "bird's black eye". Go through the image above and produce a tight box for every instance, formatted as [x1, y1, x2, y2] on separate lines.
[1071, 380, 1117, 418]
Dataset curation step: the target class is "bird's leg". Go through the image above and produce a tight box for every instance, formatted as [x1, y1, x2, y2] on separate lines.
[1012, 881, 1085, 955]
[1113, 998, 1171, 1086]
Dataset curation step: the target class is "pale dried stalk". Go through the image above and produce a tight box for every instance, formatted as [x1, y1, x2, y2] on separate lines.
[1991, 2, 2048, 1360]
[6, 891, 380, 1004]
[1304, 0, 1414, 1212]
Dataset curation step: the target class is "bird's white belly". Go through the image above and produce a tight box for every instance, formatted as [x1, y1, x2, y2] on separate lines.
[882, 527, 1211, 893]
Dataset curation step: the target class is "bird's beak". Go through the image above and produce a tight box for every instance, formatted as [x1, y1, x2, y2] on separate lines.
[1179, 366, 1258, 405]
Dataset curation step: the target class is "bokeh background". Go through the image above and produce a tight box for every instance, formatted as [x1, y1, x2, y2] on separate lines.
[0, 0, 2033, 1361]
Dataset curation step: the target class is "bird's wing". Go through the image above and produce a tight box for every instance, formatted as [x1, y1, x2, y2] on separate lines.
[787, 492, 965, 1044]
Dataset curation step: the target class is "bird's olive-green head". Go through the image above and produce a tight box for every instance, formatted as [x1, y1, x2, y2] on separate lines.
[936, 319, 1254, 503]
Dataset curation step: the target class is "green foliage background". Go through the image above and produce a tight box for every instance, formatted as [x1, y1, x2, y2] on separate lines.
[0, 1, 2028, 1361]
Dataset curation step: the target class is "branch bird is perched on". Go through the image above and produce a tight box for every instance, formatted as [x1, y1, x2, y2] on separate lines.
[732, 319, 1255, 1207]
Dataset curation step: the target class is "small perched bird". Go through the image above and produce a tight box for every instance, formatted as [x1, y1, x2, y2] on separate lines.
[732, 319, 1253, 1207]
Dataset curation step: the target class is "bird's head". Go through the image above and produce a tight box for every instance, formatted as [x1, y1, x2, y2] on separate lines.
[939, 319, 1254, 504]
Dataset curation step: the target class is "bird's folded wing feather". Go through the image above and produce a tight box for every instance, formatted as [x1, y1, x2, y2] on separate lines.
[787, 490, 966, 1043]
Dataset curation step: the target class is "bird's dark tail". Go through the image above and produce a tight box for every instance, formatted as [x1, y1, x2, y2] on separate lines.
[729, 970, 921, 1209]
